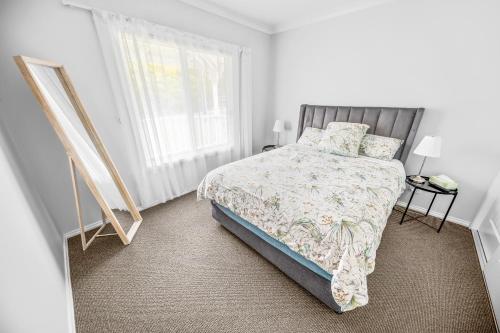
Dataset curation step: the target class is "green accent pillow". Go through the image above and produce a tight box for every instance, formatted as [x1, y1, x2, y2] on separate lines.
[318, 122, 369, 157]
[297, 127, 324, 148]
[359, 134, 403, 160]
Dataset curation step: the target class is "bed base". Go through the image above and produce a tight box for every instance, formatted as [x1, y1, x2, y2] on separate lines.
[211, 201, 342, 313]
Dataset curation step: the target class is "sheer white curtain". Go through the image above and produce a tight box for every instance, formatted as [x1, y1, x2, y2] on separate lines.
[93, 10, 252, 209]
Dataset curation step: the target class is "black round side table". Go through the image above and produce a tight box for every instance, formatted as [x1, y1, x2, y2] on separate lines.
[262, 144, 277, 152]
[399, 176, 458, 233]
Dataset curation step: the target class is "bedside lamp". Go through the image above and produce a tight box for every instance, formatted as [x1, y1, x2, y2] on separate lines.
[411, 136, 442, 183]
[273, 120, 284, 146]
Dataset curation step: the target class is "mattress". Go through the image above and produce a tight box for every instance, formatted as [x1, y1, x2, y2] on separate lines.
[198, 144, 406, 311]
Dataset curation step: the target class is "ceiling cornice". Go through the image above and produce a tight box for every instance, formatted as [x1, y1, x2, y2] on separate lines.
[178, 0, 274, 34]
[273, 0, 394, 34]
[178, 0, 395, 35]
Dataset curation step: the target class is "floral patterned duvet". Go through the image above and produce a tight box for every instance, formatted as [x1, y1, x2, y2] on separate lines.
[197, 144, 406, 311]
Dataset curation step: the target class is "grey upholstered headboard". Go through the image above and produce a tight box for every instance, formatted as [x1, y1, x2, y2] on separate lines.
[297, 105, 424, 163]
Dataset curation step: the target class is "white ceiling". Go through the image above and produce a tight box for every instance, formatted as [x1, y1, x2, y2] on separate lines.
[179, 0, 395, 34]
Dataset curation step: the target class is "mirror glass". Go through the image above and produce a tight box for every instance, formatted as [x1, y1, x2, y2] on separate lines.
[27, 63, 134, 227]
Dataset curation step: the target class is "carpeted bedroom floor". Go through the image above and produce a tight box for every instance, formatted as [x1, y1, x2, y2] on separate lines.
[68, 192, 496, 333]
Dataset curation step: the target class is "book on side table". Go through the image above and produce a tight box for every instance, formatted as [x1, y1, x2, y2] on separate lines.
[429, 174, 458, 191]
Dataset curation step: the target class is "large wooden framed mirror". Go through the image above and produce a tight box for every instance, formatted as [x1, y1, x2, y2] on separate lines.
[14, 55, 143, 250]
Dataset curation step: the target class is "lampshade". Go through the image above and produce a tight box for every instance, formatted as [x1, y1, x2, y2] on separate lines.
[413, 136, 442, 158]
[273, 120, 284, 133]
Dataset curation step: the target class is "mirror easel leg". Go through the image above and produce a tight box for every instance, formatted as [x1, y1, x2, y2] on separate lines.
[69, 156, 108, 250]
[69, 156, 88, 250]
[96, 209, 118, 238]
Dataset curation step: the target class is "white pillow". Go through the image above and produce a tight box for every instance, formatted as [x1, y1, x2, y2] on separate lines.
[318, 122, 369, 157]
[359, 134, 403, 161]
[297, 127, 324, 147]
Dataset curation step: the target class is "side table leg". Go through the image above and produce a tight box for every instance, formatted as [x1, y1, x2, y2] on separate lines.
[400, 188, 417, 225]
[426, 193, 437, 216]
[437, 194, 457, 233]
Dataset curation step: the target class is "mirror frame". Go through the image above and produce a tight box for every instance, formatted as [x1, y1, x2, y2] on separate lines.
[14, 55, 143, 248]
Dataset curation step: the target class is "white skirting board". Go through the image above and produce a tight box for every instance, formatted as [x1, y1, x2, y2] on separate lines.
[63, 236, 77, 333]
[62, 218, 104, 333]
[472, 230, 500, 331]
[396, 200, 470, 228]
[472, 230, 487, 271]
[64, 219, 105, 239]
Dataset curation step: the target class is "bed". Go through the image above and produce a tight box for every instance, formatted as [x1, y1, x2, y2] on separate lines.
[198, 105, 424, 313]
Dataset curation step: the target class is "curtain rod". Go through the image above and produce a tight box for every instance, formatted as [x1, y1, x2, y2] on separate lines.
[62, 0, 94, 11]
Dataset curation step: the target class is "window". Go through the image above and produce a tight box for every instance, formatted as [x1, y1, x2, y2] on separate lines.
[118, 32, 233, 167]
[93, 9, 251, 207]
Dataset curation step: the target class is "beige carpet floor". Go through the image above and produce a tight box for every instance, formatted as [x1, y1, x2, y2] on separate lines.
[68, 192, 496, 333]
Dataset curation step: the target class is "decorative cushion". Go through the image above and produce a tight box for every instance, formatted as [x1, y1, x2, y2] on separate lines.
[297, 127, 324, 147]
[318, 122, 369, 157]
[359, 134, 403, 160]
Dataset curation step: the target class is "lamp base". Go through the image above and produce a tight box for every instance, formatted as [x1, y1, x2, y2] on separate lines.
[410, 175, 426, 184]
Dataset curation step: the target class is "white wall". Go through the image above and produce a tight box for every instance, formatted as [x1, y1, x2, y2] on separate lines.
[0, 133, 70, 333]
[270, 0, 500, 223]
[0, 0, 272, 235]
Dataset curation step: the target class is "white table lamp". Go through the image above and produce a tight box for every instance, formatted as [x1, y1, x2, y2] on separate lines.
[411, 135, 442, 183]
[273, 120, 284, 146]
